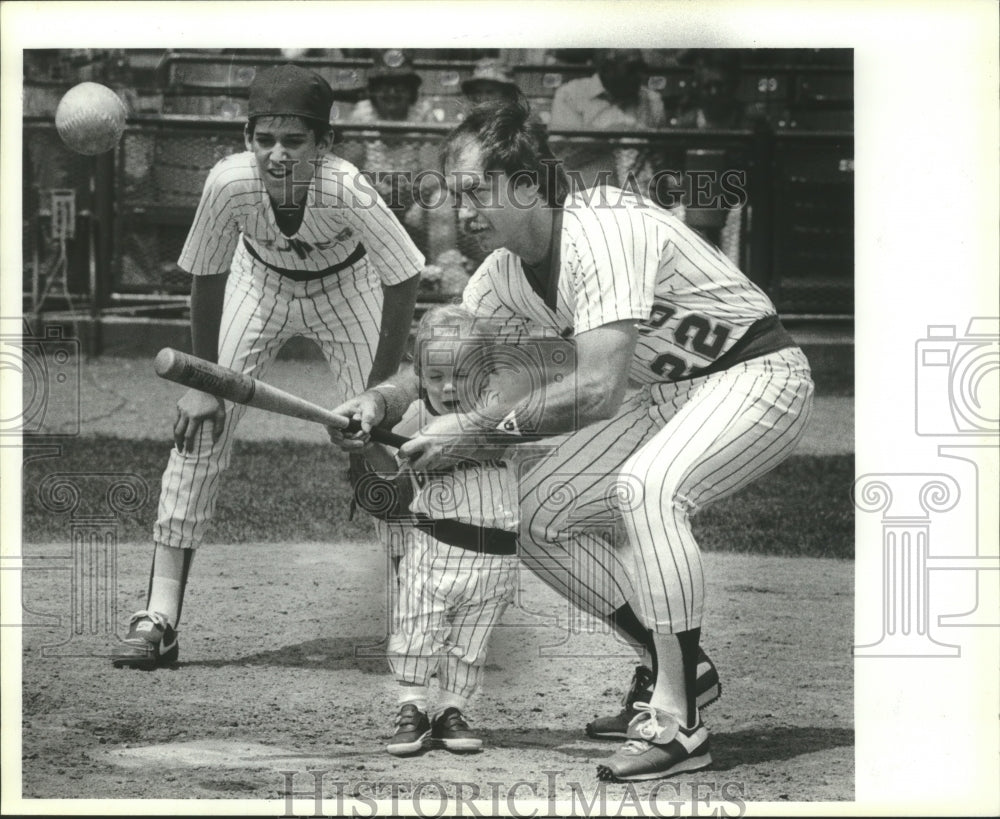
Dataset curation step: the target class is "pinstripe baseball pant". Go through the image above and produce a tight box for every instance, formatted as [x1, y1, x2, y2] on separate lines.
[387, 526, 519, 699]
[154, 246, 380, 550]
[517, 346, 815, 633]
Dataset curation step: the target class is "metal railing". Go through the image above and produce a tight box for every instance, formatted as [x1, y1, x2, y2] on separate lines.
[22, 116, 853, 322]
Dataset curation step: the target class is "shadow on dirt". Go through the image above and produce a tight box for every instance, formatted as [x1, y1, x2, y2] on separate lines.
[480, 726, 854, 767]
[179, 636, 511, 673]
[180, 636, 393, 672]
[708, 726, 854, 770]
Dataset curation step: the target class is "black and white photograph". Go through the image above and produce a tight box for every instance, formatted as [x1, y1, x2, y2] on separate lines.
[2, 2, 996, 816]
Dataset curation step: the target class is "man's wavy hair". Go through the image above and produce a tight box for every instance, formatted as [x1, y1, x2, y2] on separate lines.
[440, 95, 569, 208]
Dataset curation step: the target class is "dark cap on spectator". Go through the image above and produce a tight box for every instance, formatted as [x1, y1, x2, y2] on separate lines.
[368, 49, 422, 88]
[248, 64, 335, 122]
[461, 58, 518, 95]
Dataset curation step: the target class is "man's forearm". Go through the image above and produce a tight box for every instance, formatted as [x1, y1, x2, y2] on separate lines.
[366, 365, 420, 429]
[367, 276, 420, 386]
[189, 273, 228, 363]
[444, 376, 615, 448]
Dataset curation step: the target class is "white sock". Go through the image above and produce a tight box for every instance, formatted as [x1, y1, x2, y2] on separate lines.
[397, 683, 429, 713]
[648, 632, 689, 727]
[435, 690, 470, 717]
[146, 544, 188, 626]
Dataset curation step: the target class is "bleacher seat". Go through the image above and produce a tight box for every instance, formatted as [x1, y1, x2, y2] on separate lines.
[794, 72, 853, 104]
[777, 108, 853, 132]
[416, 64, 472, 97]
[512, 65, 592, 98]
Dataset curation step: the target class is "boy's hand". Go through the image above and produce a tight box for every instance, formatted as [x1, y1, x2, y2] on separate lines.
[174, 389, 226, 454]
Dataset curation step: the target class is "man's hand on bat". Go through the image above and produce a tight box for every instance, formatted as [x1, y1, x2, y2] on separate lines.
[397, 412, 477, 473]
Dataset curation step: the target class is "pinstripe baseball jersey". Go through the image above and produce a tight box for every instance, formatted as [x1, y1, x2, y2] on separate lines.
[462, 187, 779, 383]
[384, 399, 519, 698]
[178, 151, 424, 283]
[395, 400, 519, 531]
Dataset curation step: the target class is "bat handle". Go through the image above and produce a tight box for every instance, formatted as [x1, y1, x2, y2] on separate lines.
[343, 417, 410, 449]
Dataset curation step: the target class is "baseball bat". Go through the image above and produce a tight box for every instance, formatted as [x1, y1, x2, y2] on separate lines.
[153, 348, 410, 448]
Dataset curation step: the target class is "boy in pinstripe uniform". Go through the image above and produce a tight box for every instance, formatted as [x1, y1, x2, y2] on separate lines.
[112, 64, 423, 670]
[376, 305, 521, 755]
[331, 98, 813, 781]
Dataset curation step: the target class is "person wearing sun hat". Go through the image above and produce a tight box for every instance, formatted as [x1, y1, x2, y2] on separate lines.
[344, 49, 439, 258]
[350, 49, 434, 123]
[461, 58, 520, 106]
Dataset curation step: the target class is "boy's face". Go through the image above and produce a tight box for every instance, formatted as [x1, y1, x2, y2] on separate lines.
[245, 115, 330, 207]
[420, 339, 491, 416]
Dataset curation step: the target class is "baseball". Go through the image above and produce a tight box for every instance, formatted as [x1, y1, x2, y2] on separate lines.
[54, 81, 127, 155]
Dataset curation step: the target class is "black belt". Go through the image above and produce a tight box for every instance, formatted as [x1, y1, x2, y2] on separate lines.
[411, 514, 518, 555]
[242, 237, 367, 282]
[686, 315, 797, 379]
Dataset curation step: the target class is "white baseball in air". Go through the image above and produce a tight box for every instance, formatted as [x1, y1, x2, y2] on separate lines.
[54, 81, 128, 155]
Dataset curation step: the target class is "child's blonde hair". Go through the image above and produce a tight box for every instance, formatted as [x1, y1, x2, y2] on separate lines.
[413, 304, 495, 377]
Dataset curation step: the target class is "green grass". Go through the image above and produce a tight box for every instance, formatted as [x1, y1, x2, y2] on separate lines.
[21, 438, 854, 559]
[692, 455, 854, 558]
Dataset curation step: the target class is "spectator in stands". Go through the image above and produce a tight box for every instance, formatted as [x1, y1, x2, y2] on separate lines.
[549, 49, 667, 192]
[350, 49, 434, 124]
[662, 53, 751, 260]
[549, 49, 666, 131]
[461, 58, 520, 106]
[671, 53, 748, 129]
[344, 50, 447, 282]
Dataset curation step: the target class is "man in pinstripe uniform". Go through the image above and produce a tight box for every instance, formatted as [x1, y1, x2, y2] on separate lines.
[112, 64, 423, 670]
[330, 98, 813, 781]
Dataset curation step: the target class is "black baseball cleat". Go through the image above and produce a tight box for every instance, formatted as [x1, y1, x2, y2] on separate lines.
[596, 704, 712, 782]
[386, 704, 432, 756]
[432, 707, 483, 753]
[111, 610, 179, 670]
[585, 649, 721, 739]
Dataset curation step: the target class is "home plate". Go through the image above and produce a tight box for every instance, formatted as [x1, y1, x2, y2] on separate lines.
[105, 740, 337, 769]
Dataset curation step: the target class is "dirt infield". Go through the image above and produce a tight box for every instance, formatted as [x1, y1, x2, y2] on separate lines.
[20, 538, 852, 805]
[17, 354, 854, 808]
